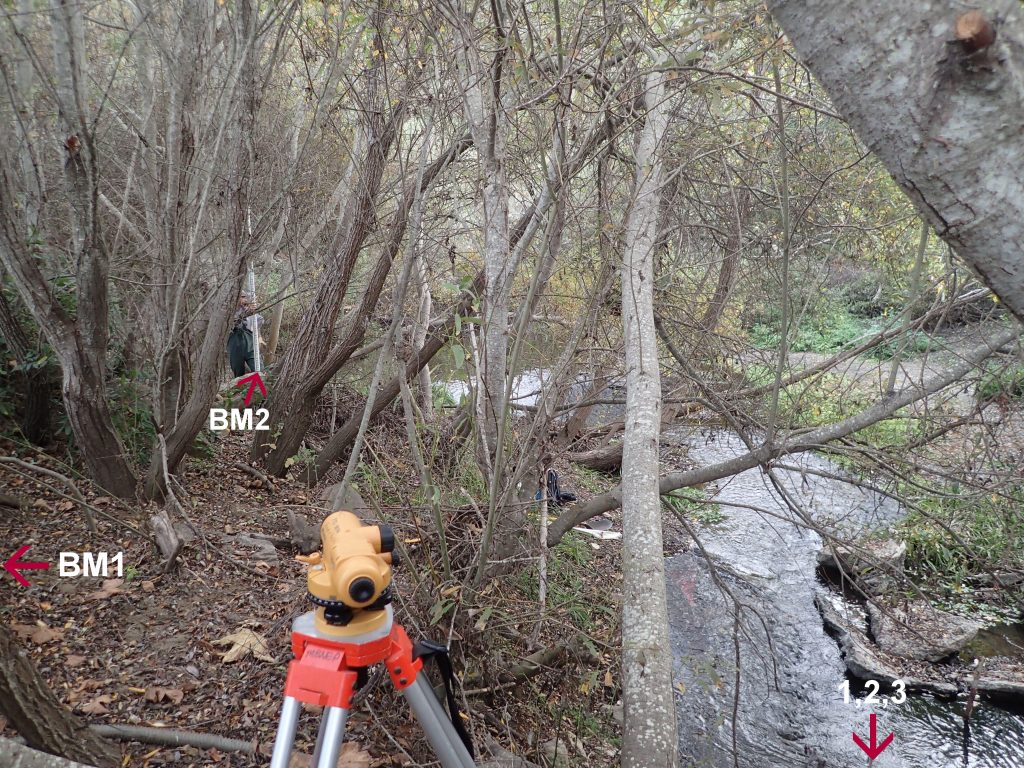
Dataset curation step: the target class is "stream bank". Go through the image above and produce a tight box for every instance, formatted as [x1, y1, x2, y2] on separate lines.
[667, 429, 1024, 768]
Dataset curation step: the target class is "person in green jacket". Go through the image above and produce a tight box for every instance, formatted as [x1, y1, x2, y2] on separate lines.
[227, 295, 262, 377]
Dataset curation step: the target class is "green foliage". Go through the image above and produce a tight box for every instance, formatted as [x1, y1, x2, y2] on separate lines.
[511, 533, 611, 630]
[865, 331, 936, 361]
[662, 487, 725, 526]
[284, 445, 317, 470]
[977, 362, 1024, 403]
[107, 370, 156, 467]
[900, 485, 1024, 589]
[742, 367, 919, 451]
[431, 381, 459, 409]
[749, 305, 874, 354]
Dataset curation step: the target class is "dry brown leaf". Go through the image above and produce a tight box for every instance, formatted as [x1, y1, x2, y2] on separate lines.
[337, 742, 371, 768]
[85, 579, 124, 601]
[56, 500, 75, 512]
[80, 694, 112, 715]
[144, 686, 184, 705]
[32, 498, 48, 511]
[30, 624, 64, 644]
[9, 623, 35, 641]
[93, 496, 111, 506]
[211, 628, 274, 663]
[66, 655, 87, 668]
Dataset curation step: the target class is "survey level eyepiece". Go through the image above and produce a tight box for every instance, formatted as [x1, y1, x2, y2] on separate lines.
[304, 511, 395, 631]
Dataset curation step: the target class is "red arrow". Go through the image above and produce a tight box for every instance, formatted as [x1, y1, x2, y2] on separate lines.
[853, 713, 894, 760]
[238, 372, 266, 406]
[4, 545, 50, 587]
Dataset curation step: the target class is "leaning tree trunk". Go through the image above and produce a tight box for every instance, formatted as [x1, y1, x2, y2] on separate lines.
[0, 625, 117, 767]
[619, 68, 677, 768]
[767, 0, 1024, 323]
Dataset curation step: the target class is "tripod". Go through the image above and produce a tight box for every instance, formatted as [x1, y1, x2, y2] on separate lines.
[269, 512, 476, 768]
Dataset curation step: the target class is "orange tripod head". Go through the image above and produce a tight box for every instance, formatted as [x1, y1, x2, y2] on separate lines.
[300, 511, 397, 636]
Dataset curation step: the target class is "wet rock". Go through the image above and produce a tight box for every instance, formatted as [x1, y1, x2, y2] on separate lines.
[868, 600, 981, 662]
[815, 593, 960, 696]
[977, 675, 1024, 698]
[817, 538, 906, 595]
[816, 593, 902, 682]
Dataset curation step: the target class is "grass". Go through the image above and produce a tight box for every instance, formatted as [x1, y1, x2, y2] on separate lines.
[511, 532, 613, 631]
[742, 366, 920, 452]
[977, 361, 1024, 403]
[662, 487, 726, 526]
[898, 484, 1024, 610]
[749, 306, 875, 354]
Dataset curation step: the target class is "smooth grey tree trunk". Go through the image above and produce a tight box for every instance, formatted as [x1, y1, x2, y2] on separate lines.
[767, 0, 1024, 322]
[619, 68, 678, 768]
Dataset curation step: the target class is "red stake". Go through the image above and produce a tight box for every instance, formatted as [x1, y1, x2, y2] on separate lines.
[4, 545, 50, 587]
[853, 713, 894, 760]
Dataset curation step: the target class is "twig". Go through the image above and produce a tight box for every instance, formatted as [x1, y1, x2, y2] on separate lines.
[232, 461, 274, 491]
[0, 456, 98, 533]
[0, 493, 28, 509]
[90, 724, 255, 753]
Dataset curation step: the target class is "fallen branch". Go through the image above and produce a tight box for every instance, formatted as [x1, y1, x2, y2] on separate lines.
[0, 457, 97, 533]
[463, 634, 596, 691]
[548, 324, 1021, 546]
[232, 462, 274, 491]
[90, 725, 255, 754]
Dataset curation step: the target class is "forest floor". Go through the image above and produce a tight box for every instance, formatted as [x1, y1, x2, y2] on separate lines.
[0, 422, 651, 768]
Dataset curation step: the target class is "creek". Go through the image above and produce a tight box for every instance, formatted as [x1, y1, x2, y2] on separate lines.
[435, 372, 1024, 765]
[669, 429, 1024, 767]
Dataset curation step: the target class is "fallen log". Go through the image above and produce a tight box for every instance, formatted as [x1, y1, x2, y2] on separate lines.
[566, 442, 623, 472]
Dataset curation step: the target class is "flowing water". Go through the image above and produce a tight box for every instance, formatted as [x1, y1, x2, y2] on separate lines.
[668, 429, 1024, 767]
[436, 369, 1024, 765]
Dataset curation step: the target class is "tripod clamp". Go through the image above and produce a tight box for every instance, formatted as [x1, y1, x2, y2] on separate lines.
[268, 511, 476, 768]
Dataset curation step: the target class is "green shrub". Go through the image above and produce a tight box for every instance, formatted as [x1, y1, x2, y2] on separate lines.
[866, 331, 936, 361]
[977, 362, 1024, 403]
[662, 487, 726, 526]
[900, 485, 1024, 585]
[749, 306, 874, 354]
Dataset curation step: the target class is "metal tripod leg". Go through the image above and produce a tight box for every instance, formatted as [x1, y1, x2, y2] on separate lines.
[314, 706, 350, 768]
[310, 709, 329, 765]
[270, 696, 301, 768]
[402, 677, 476, 768]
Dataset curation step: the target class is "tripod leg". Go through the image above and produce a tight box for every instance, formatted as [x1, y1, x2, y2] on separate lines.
[269, 696, 301, 768]
[403, 677, 476, 768]
[314, 706, 349, 768]
[310, 709, 329, 765]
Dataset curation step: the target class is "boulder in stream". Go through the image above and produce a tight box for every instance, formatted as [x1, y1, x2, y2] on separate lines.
[817, 537, 906, 595]
[868, 600, 981, 662]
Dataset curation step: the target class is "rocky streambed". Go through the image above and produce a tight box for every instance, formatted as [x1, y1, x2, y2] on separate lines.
[667, 429, 1024, 768]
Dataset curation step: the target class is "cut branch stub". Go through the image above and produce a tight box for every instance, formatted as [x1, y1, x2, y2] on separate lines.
[955, 10, 996, 53]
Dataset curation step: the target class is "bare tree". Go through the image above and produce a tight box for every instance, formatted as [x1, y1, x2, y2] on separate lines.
[767, 0, 1024, 322]
[618, 65, 678, 768]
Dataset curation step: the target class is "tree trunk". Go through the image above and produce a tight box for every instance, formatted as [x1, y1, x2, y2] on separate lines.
[0, 625, 118, 767]
[766, 0, 1024, 323]
[301, 267, 487, 484]
[254, 64, 403, 475]
[619, 69, 677, 768]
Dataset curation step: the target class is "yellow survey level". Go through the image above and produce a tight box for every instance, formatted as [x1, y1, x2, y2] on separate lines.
[300, 511, 397, 636]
